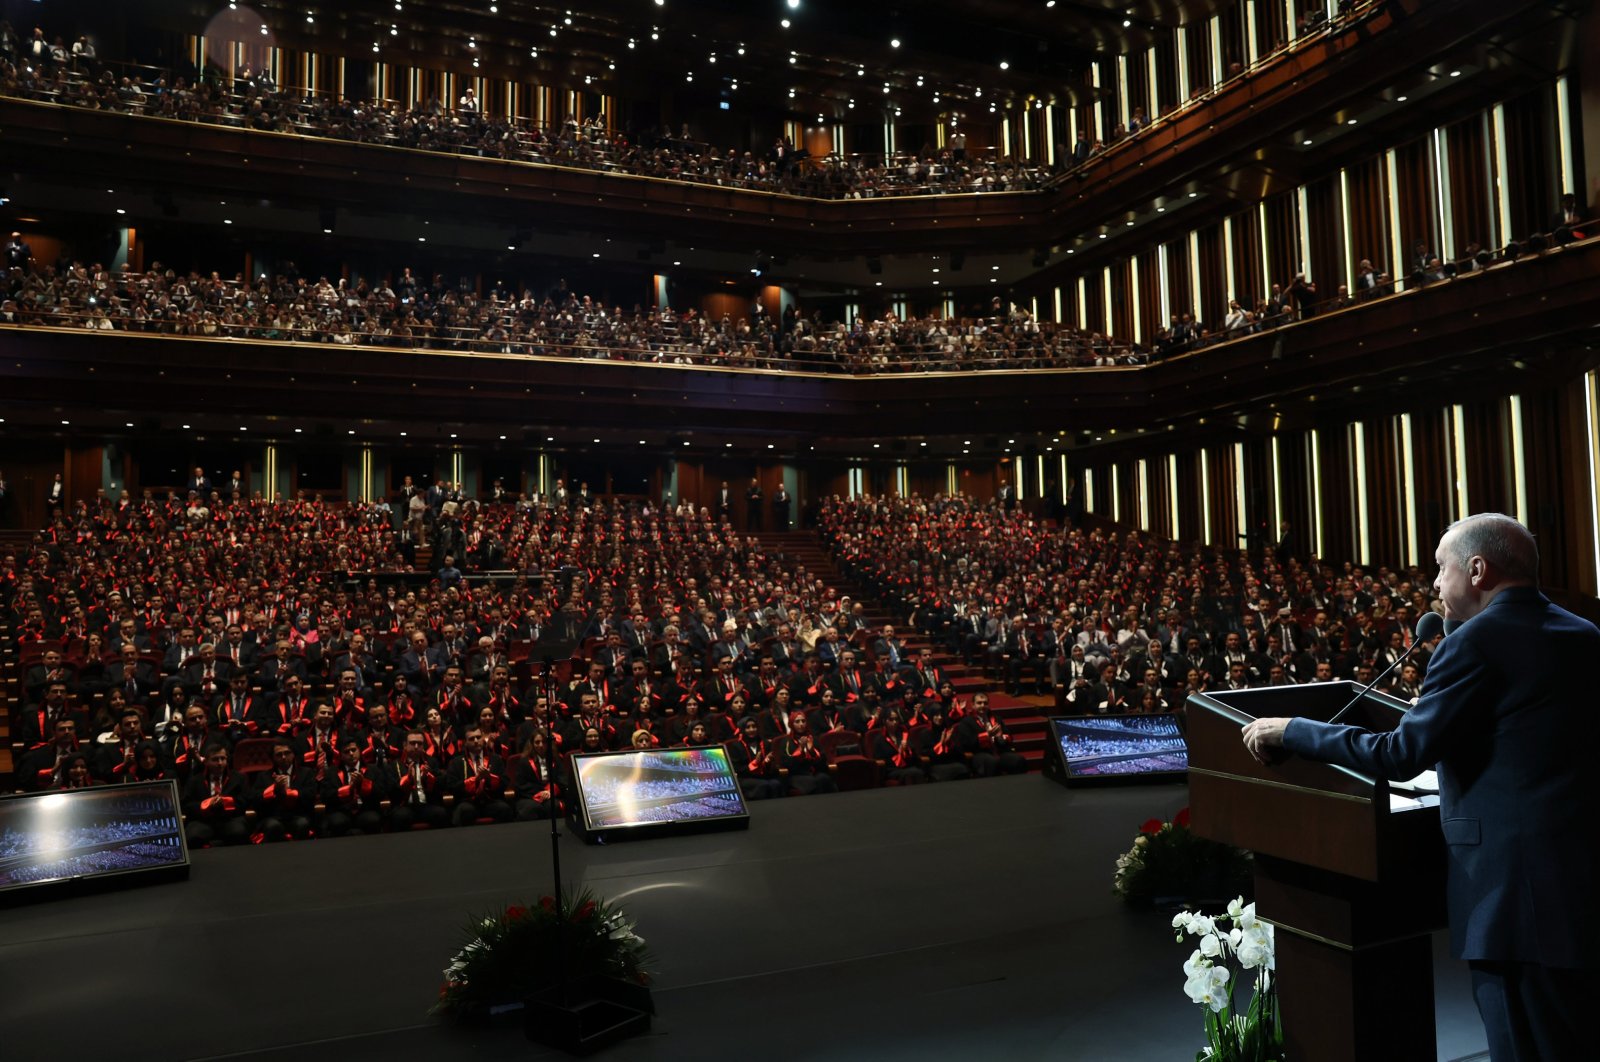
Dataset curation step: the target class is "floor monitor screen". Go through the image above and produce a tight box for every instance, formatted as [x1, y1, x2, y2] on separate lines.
[0, 781, 190, 895]
[570, 745, 750, 838]
[1050, 715, 1189, 780]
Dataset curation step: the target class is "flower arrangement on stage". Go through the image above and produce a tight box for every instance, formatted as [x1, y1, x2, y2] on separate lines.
[432, 889, 652, 1019]
[1112, 807, 1253, 905]
[1173, 899, 1282, 1062]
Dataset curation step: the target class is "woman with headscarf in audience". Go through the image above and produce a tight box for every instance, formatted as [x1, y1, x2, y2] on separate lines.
[419, 704, 459, 768]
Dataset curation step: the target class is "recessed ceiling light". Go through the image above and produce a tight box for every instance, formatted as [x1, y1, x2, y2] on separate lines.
[500, 435, 507, 440]
[1396, 94, 1408, 102]
[239, 426, 247, 432]
[683, 440, 690, 446]
[890, 38, 900, 48]
[767, 444, 774, 449]
[294, 428, 302, 433]
[593, 438, 600, 443]
[399, 431, 407, 437]
[125, 422, 133, 427]
[61, 419, 70, 425]
[780, 17, 790, 27]
[182, 424, 191, 429]
[1303, 139, 1313, 145]
[999, 60, 1009, 70]
[1450, 70, 1460, 77]
[451, 433, 458, 439]
[1346, 118, 1357, 125]
[547, 436, 554, 441]
[1188, 192, 1198, 198]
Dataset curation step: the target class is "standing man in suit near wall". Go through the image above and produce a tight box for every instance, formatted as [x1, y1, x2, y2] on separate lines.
[1243, 514, 1599, 1062]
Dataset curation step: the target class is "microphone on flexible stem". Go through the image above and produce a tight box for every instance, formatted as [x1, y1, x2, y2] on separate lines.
[1328, 611, 1444, 725]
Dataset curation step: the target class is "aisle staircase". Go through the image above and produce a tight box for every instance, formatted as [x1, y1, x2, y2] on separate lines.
[761, 531, 1050, 771]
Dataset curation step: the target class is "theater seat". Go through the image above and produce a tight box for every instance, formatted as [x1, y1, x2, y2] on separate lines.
[231, 737, 278, 775]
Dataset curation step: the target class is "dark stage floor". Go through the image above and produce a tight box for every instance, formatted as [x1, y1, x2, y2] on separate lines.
[0, 777, 1487, 1061]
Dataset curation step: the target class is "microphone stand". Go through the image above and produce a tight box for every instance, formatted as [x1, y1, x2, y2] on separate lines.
[540, 655, 567, 1007]
[1327, 619, 1437, 726]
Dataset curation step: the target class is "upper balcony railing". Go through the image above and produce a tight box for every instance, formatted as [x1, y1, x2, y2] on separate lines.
[0, 0, 1391, 205]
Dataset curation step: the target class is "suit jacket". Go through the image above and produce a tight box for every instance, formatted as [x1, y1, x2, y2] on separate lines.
[1284, 587, 1600, 968]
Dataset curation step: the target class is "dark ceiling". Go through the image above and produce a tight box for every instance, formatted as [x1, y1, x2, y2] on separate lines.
[99, 0, 1221, 119]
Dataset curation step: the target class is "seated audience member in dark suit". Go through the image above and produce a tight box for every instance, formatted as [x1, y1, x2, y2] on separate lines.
[182, 743, 250, 847]
[248, 738, 316, 842]
[320, 738, 389, 836]
[1245, 515, 1600, 1062]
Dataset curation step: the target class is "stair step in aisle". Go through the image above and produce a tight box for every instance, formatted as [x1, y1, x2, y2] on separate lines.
[758, 530, 1045, 771]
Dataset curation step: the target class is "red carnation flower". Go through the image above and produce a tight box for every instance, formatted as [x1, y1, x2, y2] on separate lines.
[1173, 807, 1191, 828]
[538, 895, 556, 912]
[504, 904, 528, 921]
[1140, 817, 1164, 835]
[575, 900, 597, 922]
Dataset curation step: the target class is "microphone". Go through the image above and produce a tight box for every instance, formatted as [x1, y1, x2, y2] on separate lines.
[1328, 611, 1444, 725]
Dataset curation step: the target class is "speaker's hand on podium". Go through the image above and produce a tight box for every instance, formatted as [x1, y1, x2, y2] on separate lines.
[1242, 717, 1291, 764]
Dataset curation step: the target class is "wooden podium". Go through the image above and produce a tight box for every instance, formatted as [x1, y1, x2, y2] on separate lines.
[1186, 683, 1446, 1062]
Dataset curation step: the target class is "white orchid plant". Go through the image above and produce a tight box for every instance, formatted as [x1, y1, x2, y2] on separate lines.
[1172, 898, 1283, 1062]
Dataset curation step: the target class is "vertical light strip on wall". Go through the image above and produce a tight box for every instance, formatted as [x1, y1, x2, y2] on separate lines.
[1077, 277, 1088, 329]
[360, 447, 373, 501]
[947, 464, 959, 496]
[1232, 442, 1247, 545]
[1117, 55, 1130, 128]
[1187, 231, 1202, 318]
[1015, 456, 1026, 498]
[1167, 454, 1181, 540]
[1157, 244, 1171, 323]
[1586, 373, 1600, 592]
[1339, 168, 1355, 292]
[1209, 16, 1223, 86]
[1044, 106, 1055, 166]
[1432, 128, 1455, 261]
[896, 465, 909, 497]
[264, 445, 277, 499]
[1246, 0, 1260, 64]
[1295, 186, 1312, 279]
[1103, 268, 1114, 334]
[1092, 62, 1104, 141]
[1060, 455, 1070, 504]
[1284, 0, 1297, 41]
[1200, 449, 1213, 544]
[1351, 423, 1370, 565]
[1021, 107, 1031, 159]
[1309, 430, 1325, 558]
[1450, 404, 1470, 519]
[1036, 455, 1046, 501]
[1176, 26, 1190, 103]
[1223, 217, 1237, 304]
[1147, 47, 1161, 118]
[1111, 464, 1122, 522]
[451, 449, 464, 487]
[1031, 295, 1040, 320]
[1556, 77, 1576, 200]
[1385, 148, 1405, 292]
[1085, 468, 1096, 513]
[1481, 112, 1498, 248]
[1257, 202, 1272, 296]
[1400, 413, 1418, 567]
[1137, 459, 1150, 530]
[1053, 285, 1064, 324]
[1508, 395, 1529, 528]
[1130, 256, 1143, 344]
[1270, 435, 1282, 535]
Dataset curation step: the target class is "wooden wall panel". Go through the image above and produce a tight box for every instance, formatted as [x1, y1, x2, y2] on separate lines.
[0, 440, 63, 532]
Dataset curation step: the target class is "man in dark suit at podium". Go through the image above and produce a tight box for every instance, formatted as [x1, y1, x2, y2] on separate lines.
[1244, 514, 1599, 1062]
